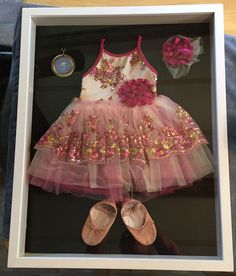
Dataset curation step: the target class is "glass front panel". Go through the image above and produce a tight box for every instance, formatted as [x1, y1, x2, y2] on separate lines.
[25, 23, 216, 257]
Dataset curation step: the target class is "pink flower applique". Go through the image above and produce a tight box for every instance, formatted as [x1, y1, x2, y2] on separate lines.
[162, 36, 194, 67]
[117, 78, 156, 107]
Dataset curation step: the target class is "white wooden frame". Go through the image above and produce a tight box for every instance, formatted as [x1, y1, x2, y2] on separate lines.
[7, 4, 234, 271]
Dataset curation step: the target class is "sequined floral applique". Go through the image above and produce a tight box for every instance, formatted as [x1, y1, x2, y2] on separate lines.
[131, 111, 208, 161]
[82, 115, 105, 161]
[130, 50, 145, 69]
[82, 116, 130, 162]
[36, 107, 207, 164]
[90, 58, 125, 89]
[176, 106, 205, 142]
[36, 110, 79, 156]
[67, 132, 82, 162]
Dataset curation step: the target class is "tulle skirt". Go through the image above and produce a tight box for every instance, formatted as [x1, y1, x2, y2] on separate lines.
[28, 95, 214, 202]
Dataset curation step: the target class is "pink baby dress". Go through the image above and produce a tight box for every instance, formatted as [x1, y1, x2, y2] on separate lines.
[28, 35, 214, 202]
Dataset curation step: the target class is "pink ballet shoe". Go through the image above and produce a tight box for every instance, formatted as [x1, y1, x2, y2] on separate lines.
[82, 200, 117, 246]
[121, 199, 157, 246]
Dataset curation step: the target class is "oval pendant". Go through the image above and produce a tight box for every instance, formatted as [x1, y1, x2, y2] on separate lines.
[51, 48, 75, 77]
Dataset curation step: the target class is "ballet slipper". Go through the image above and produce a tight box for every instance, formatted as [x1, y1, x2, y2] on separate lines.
[82, 200, 117, 246]
[121, 199, 157, 246]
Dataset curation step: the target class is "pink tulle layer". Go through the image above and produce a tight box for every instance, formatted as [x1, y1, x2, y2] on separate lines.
[28, 95, 214, 202]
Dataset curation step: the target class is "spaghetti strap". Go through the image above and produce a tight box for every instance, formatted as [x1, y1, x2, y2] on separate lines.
[100, 38, 105, 50]
[82, 38, 105, 77]
[137, 35, 142, 48]
[136, 35, 158, 75]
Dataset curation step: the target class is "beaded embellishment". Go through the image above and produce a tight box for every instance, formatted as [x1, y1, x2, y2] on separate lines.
[130, 50, 145, 69]
[90, 58, 125, 89]
[36, 106, 207, 164]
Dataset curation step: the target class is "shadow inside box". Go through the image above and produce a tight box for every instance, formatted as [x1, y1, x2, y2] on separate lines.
[85, 229, 179, 255]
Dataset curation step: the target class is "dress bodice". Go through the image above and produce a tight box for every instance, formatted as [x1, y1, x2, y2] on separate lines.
[80, 36, 158, 102]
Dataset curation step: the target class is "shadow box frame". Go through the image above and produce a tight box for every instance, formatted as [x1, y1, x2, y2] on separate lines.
[7, 4, 234, 272]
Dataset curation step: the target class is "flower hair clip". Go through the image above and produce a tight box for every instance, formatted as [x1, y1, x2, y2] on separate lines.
[162, 35, 203, 79]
